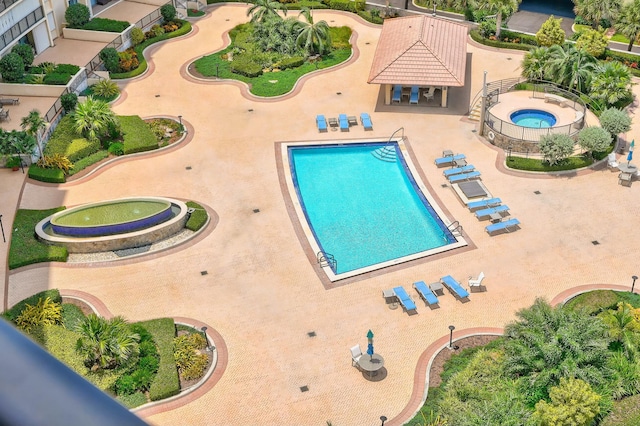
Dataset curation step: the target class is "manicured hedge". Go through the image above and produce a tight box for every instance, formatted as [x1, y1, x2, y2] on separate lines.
[279, 56, 305, 70]
[28, 165, 66, 183]
[136, 318, 180, 401]
[54, 64, 80, 75]
[110, 20, 191, 80]
[604, 49, 640, 77]
[82, 18, 130, 33]
[45, 115, 83, 156]
[185, 201, 208, 231]
[119, 115, 158, 154]
[469, 29, 534, 52]
[8, 208, 68, 269]
[43, 72, 72, 85]
[65, 138, 100, 162]
[68, 150, 109, 176]
[2, 289, 61, 322]
[230, 59, 263, 77]
[328, 0, 365, 12]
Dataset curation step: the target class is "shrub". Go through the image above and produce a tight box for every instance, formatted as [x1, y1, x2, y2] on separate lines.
[16, 297, 63, 333]
[100, 48, 120, 73]
[27, 164, 66, 183]
[118, 48, 139, 72]
[54, 64, 80, 75]
[538, 133, 575, 165]
[328, 0, 364, 12]
[469, 29, 534, 52]
[536, 16, 566, 47]
[279, 56, 305, 70]
[65, 138, 101, 162]
[163, 22, 180, 33]
[68, 150, 109, 175]
[533, 378, 601, 426]
[92, 79, 119, 99]
[578, 126, 612, 158]
[230, 58, 263, 77]
[61, 93, 78, 113]
[130, 27, 145, 46]
[37, 153, 73, 173]
[576, 28, 608, 58]
[174, 333, 208, 381]
[11, 44, 34, 69]
[0, 53, 25, 82]
[2, 289, 61, 323]
[119, 116, 157, 154]
[137, 318, 179, 401]
[479, 19, 496, 38]
[65, 4, 90, 28]
[108, 142, 124, 156]
[599, 107, 632, 136]
[161, 3, 177, 22]
[45, 115, 82, 155]
[43, 73, 72, 85]
[61, 303, 86, 330]
[185, 201, 208, 231]
[82, 18, 130, 33]
[40, 61, 57, 74]
[150, 24, 165, 39]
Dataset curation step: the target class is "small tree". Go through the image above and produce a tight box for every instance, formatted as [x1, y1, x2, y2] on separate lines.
[130, 27, 145, 46]
[73, 96, 117, 142]
[536, 16, 566, 47]
[65, 4, 90, 28]
[160, 3, 176, 22]
[539, 133, 575, 165]
[99, 48, 120, 73]
[0, 53, 25, 82]
[60, 92, 78, 113]
[11, 44, 34, 69]
[20, 109, 47, 159]
[599, 107, 632, 138]
[578, 126, 611, 158]
[75, 314, 140, 371]
[533, 378, 601, 426]
[575, 28, 608, 57]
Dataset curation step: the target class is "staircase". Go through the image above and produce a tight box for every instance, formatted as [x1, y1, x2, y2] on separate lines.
[372, 145, 397, 162]
[317, 252, 337, 271]
[468, 101, 481, 122]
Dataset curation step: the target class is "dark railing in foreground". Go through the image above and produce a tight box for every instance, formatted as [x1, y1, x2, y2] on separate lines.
[0, 318, 149, 426]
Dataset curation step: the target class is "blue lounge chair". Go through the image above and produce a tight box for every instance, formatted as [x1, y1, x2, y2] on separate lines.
[409, 86, 419, 104]
[440, 275, 470, 300]
[434, 154, 465, 167]
[474, 205, 510, 220]
[360, 113, 373, 130]
[466, 197, 501, 211]
[338, 114, 349, 131]
[448, 171, 481, 183]
[316, 115, 327, 132]
[486, 218, 521, 235]
[393, 286, 418, 314]
[443, 165, 475, 178]
[392, 85, 402, 103]
[413, 281, 439, 307]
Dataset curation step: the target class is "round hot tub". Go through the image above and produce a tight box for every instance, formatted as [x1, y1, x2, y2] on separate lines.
[510, 109, 557, 128]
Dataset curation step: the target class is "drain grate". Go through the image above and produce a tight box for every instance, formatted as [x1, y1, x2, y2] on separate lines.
[534, 191, 541, 195]
[155, 94, 160, 97]
[253, 209, 260, 213]
[441, 184, 448, 188]
[336, 92, 342, 95]
[307, 331, 316, 337]
[592, 240, 600, 245]
[300, 386, 309, 392]
[186, 166, 192, 170]
[248, 109, 254, 112]
[471, 129, 477, 133]
[113, 245, 151, 257]
[201, 270, 208, 275]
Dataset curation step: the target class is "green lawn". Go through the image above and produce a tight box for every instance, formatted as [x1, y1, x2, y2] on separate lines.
[506, 155, 593, 171]
[8, 208, 68, 269]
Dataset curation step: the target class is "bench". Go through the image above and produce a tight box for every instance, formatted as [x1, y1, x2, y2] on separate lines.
[0, 109, 9, 121]
[544, 94, 567, 107]
[0, 97, 19, 105]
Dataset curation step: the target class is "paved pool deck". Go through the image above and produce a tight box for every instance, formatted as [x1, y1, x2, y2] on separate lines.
[3, 5, 640, 425]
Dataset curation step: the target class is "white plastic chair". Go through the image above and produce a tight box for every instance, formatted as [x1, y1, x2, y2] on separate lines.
[607, 152, 619, 170]
[468, 272, 485, 289]
[350, 345, 362, 367]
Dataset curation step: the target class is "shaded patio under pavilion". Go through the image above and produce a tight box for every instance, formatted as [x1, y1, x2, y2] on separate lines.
[367, 15, 468, 107]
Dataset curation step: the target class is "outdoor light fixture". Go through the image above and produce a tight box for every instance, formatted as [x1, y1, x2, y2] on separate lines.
[448, 325, 455, 349]
[178, 115, 183, 127]
[0, 214, 5, 243]
[201, 326, 212, 351]
[633, 276, 638, 293]
[380, 415, 387, 426]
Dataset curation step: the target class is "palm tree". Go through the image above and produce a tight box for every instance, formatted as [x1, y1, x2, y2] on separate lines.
[479, 0, 521, 38]
[599, 302, 640, 358]
[574, 0, 622, 29]
[521, 46, 552, 80]
[614, 0, 640, 51]
[590, 61, 633, 107]
[20, 109, 47, 159]
[246, 0, 287, 24]
[75, 314, 140, 370]
[296, 8, 331, 56]
[73, 96, 117, 142]
[547, 44, 597, 92]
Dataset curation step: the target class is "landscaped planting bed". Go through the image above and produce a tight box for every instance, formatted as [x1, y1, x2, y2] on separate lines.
[8, 208, 68, 269]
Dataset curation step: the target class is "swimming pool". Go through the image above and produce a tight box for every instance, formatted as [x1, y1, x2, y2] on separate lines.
[510, 109, 557, 128]
[286, 141, 465, 280]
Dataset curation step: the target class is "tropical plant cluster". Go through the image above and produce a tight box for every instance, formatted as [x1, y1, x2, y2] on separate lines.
[1, 290, 187, 408]
[410, 295, 640, 425]
[174, 332, 209, 381]
[0, 43, 79, 84]
[0, 128, 36, 168]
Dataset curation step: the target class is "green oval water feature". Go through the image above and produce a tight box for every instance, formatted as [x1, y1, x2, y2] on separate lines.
[52, 200, 171, 227]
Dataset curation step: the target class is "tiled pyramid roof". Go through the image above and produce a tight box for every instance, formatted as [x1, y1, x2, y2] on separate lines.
[367, 15, 468, 87]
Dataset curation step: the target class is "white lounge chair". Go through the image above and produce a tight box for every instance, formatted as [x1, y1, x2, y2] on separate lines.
[607, 152, 619, 170]
[468, 272, 485, 292]
[350, 345, 362, 368]
[423, 86, 436, 101]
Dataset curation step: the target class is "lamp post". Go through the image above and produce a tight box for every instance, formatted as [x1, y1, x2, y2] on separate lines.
[632, 276, 638, 293]
[201, 326, 211, 351]
[448, 325, 455, 349]
[432, 0, 436, 16]
[380, 415, 387, 426]
[0, 214, 5, 243]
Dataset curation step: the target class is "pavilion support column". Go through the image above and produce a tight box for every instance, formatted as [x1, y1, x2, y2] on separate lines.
[384, 84, 391, 105]
[441, 87, 448, 108]
[479, 71, 488, 137]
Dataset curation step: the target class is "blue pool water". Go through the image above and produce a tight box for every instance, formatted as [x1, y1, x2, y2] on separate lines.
[288, 143, 455, 275]
[510, 109, 557, 128]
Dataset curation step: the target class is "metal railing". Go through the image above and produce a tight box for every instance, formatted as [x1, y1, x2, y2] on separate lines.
[0, 6, 44, 51]
[468, 77, 526, 114]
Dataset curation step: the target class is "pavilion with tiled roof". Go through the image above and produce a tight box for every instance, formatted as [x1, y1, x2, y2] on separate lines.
[367, 15, 469, 107]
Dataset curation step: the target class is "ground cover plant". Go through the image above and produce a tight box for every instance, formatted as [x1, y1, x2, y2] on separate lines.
[8, 208, 68, 269]
[193, 10, 352, 97]
[185, 201, 208, 231]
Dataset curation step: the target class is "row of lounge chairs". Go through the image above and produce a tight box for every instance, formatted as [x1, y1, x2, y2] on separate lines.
[316, 113, 373, 132]
[392, 85, 434, 105]
[383, 274, 485, 314]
